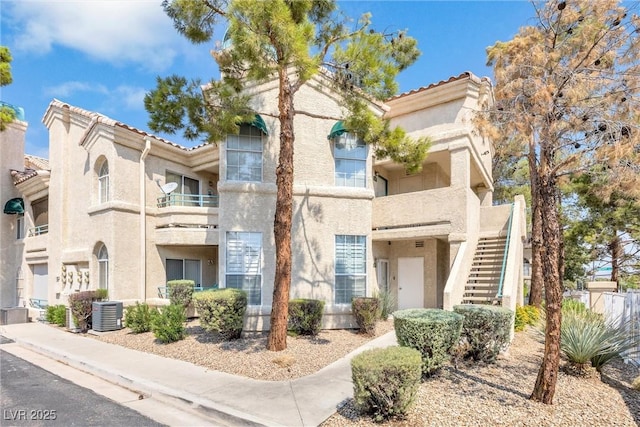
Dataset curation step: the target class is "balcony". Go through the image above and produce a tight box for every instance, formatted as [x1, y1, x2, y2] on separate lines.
[372, 188, 465, 239]
[157, 193, 218, 208]
[28, 224, 48, 236]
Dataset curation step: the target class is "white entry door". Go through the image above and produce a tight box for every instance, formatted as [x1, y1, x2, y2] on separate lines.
[32, 264, 48, 303]
[398, 257, 424, 309]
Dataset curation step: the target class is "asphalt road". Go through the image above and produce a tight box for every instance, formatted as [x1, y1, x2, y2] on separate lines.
[0, 348, 165, 427]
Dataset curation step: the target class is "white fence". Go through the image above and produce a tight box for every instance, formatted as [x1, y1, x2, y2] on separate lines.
[603, 290, 640, 366]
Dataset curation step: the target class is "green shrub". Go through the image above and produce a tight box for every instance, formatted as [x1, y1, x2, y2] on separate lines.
[453, 305, 514, 363]
[562, 298, 587, 314]
[193, 288, 247, 340]
[393, 308, 463, 376]
[124, 302, 157, 333]
[68, 290, 101, 332]
[515, 305, 541, 332]
[167, 279, 195, 308]
[45, 305, 67, 326]
[351, 346, 422, 422]
[288, 299, 325, 336]
[151, 304, 186, 343]
[95, 288, 108, 301]
[375, 289, 396, 321]
[561, 307, 637, 373]
[352, 297, 380, 336]
[632, 375, 640, 391]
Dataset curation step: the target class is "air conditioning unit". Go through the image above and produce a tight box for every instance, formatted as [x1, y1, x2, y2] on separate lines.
[92, 301, 123, 332]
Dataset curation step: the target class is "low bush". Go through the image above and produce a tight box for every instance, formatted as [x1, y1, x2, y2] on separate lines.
[351, 346, 422, 422]
[562, 298, 587, 314]
[375, 289, 396, 321]
[453, 304, 514, 363]
[68, 290, 101, 332]
[515, 305, 540, 331]
[150, 304, 186, 343]
[167, 280, 194, 308]
[393, 308, 463, 376]
[352, 297, 380, 336]
[561, 306, 637, 373]
[45, 305, 66, 326]
[288, 299, 324, 336]
[193, 288, 247, 340]
[95, 288, 108, 301]
[633, 375, 640, 391]
[124, 302, 157, 333]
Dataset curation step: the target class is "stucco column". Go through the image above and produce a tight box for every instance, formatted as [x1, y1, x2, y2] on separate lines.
[449, 145, 470, 190]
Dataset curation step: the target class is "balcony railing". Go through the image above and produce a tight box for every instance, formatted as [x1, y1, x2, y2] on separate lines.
[157, 193, 219, 208]
[28, 224, 49, 236]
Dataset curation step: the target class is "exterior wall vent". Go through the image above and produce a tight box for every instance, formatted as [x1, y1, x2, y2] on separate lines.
[415, 241, 424, 248]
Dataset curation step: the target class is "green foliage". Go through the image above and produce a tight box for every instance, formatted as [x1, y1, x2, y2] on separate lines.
[167, 279, 195, 308]
[393, 308, 463, 376]
[351, 297, 380, 336]
[632, 375, 640, 391]
[0, 46, 12, 86]
[95, 288, 108, 301]
[45, 305, 67, 327]
[193, 288, 247, 340]
[515, 305, 541, 332]
[453, 305, 514, 363]
[287, 299, 325, 336]
[68, 290, 102, 332]
[151, 304, 186, 343]
[561, 306, 637, 373]
[124, 303, 157, 334]
[562, 298, 587, 314]
[351, 346, 422, 422]
[374, 289, 395, 321]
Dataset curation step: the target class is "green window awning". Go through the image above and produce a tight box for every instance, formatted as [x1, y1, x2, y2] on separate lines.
[327, 121, 347, 140]
[3, 198, 24, 215]
[250, 114, 268, 135]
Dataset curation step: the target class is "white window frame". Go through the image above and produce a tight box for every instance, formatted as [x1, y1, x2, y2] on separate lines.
[98, 244, 109, 291]
[98, 161, 109, 203]
[225, 231, 262, 305]
[335, 235, 367, 304]
[226, 124, 264, 182]
[334, 132, 367, 188]
[165, 258, 202, 286]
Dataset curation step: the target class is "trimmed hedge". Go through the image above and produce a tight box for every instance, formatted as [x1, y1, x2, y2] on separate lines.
[193, 288, 247, 340]
[288, 299, 325, 336]
[151, 304, 186, 343]
[453, 304, 514, 363]
[167, 279, 195, 308]
[352, 297, 380, 336]
[351, 346, 422, 422]
[124, 302, 156, 333]
[393, 308, 463, 376]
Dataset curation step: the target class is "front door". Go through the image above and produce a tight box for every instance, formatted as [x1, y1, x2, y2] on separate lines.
[398, 257, 424, 309]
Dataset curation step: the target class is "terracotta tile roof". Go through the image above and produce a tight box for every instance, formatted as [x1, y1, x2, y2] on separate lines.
[386, 72, 490, 102]
[25, 155, 50, 171]
[10, 168, 38, 184]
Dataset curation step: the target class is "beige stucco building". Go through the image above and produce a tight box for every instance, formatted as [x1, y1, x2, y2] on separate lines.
[0, 72, 525, 329]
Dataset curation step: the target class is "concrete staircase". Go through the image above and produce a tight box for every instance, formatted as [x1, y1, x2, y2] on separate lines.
[462, 236, 507, 304]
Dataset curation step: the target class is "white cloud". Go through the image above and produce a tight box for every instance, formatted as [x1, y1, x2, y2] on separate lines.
[44, 81, 108, 98]
[113, 85, 148, 110]
[8, 0, 194, 71]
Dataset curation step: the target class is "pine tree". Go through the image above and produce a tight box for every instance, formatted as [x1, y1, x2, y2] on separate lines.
[0, 46, 16, 131]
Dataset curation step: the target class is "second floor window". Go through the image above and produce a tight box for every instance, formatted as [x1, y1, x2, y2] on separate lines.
[16, 213, 24, 240]
[226, 124, 263, 182]
[334, 132, 367, 188]
[98, 161, 109, 203]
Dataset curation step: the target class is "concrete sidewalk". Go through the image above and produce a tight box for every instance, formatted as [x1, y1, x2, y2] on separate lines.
[0, 322, 397, 426]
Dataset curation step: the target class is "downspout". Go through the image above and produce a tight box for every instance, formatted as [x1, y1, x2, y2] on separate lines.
[139, 138, 151, 301]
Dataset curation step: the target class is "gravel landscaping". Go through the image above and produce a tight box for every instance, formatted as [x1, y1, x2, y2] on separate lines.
[85, 320, 639, 426]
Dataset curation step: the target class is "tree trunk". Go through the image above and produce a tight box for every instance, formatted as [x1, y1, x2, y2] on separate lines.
[530, 156, 563, 405]
[609, 234, 621, 285]
[267, 70, 295, 351]
[528, 149, 543, 308]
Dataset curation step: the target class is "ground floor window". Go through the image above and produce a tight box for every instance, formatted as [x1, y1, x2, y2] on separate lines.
[335, 235, 366, 304]
[166, 259, 201, 286]
[226, 231, 262, 305]
[98, 245, 109, 291]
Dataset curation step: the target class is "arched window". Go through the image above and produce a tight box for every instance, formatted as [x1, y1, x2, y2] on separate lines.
[98, 160, 109, 203]
[97, 244, 109, 291]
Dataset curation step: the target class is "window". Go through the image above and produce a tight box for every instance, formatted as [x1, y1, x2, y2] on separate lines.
[226, 124, 263, 182]
[226, 231, 262, 305]
[335, 235, 366, 304]
[98, 161, 109, 203]
[334, 133, 367, 187]
[16, 213, 24, 239]
[166, 259, 201, 286]
[97, 244, 109, 291]
[165, 172, 200, 206]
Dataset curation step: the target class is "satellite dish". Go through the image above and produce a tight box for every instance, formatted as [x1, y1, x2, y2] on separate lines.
[161, 182, 178, 194]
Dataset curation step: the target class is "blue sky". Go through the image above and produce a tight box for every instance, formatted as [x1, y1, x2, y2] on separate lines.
[1, 1, 535, 159]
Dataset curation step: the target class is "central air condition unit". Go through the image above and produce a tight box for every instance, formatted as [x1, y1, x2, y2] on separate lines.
[92, 301, 123, 332]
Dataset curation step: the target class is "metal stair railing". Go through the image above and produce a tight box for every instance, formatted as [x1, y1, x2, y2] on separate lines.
[497, 203, 514, 299]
